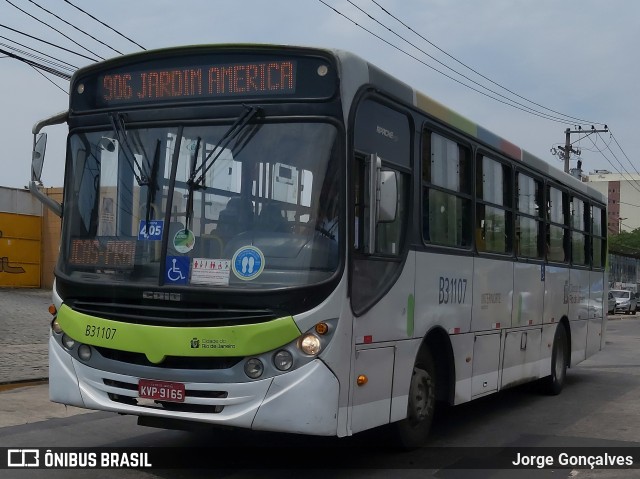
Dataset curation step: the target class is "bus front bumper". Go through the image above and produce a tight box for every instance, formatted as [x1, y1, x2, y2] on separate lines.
[49, 336, 339, 435]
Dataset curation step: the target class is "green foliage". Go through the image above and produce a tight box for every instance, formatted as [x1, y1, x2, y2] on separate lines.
[609, 228, 640, 256]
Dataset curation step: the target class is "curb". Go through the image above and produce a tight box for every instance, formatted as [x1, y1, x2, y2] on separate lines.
[0, 378, 48, 392]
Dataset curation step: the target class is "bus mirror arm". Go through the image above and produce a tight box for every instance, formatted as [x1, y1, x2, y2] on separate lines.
[29, 181, 62, 217]
[29, 110, 68, 218]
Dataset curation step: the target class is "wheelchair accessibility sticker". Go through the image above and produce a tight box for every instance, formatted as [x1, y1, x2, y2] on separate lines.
[166, 256, 189, 284]
[232, 246, 264, 281]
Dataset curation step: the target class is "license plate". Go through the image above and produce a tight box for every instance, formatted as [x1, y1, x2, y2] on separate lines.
[138, 379, 186, 403]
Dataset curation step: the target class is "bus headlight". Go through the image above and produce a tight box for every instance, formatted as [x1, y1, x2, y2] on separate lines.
[299, 333, 322, 356]
[244, 358, 264, 379]
[51, 318, 63, 334]
[273, 350, 293, 371]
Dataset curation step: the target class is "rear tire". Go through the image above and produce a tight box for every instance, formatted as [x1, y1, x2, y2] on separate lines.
[392, 350, 436, 449]
[543, 325, 568, 396]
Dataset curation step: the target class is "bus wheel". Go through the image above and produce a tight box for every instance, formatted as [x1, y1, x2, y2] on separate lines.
[393, 350, 436, 449]
[543, 325, 568, 396]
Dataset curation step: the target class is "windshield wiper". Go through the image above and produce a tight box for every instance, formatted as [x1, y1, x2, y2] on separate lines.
[184, 137, 201, 231]
[189, 105, 261, 188]
[144, 139, 162, 227]
[183, 105, 262, 231]
[109, 112, 150, 186]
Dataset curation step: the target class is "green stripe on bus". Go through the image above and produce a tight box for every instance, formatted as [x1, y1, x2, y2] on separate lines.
[56, 304, 301, 364]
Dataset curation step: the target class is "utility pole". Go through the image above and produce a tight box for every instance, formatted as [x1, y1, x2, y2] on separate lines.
[557, 126, 608, 173]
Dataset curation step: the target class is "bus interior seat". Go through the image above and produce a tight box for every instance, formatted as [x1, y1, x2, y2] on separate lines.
[217, 197, 254, 238]
[256, 202, 290, 232]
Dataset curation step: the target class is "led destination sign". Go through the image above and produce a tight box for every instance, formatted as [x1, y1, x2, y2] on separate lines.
[69, 239, 136, 269]
[98, 60, 296, 105]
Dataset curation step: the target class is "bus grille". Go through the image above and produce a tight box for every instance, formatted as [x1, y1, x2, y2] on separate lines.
[95, 346, 242, 370]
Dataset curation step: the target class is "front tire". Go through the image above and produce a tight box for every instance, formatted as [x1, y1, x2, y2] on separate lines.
[392, 350, 436, 449]
[543, 325, 568, 395]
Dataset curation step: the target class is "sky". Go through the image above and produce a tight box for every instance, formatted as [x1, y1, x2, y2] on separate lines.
[1, 0, 638, 189]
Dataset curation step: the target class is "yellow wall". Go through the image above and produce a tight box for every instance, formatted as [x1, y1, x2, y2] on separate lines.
[0, 212, 41, 287]
[41, 188, 63, 289]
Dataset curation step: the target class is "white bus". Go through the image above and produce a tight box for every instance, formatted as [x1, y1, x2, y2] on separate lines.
[30, 44, 607, 447]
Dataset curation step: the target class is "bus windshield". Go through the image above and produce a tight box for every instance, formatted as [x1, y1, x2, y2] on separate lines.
[62, 121, 340, 289]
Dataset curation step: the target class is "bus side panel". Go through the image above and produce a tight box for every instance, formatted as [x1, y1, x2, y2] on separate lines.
[569, 268, 590, 366]
[501, 327, 542, 389]
[569, 268, 591, 321]
[353, 252, 417, 343]
[390, 338, 423, 421]
[350, 346, 394, 434]
[513, 263, 545, 327]
[543, 265, 569, 324]
[350, 252, 416, 433]
[450, 333, 474, 405]
[586, 270, 606, 358]
[414, 252, 472, 336]
[589, 269, 605, 321]
[471, 258, 512, 331]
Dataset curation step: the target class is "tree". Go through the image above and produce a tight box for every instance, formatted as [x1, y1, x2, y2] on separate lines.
[609, 228, 640, 256]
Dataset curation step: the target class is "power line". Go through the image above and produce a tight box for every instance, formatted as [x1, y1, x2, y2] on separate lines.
[27, 0, 123, 56]
[0, 47, 71, 79]
[344, 0, 588, 125]
[63, 0, 146, 51]
[4, 0, 103, 61]
[608, 130, 640, 178]
[30, 65, 68, 95]
[317, 0, 581, 124]
[318, 0, 600, 123]
[585, 134, 640, 194]
[0, 34, 78, 69]
[0, 41, 75, 73]
[367, 0, 604, 127]
[0, 23, 98, 62]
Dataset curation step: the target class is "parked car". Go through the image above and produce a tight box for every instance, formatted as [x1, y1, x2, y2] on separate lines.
[607, 291, 616, 315]
[610, 289, 638, 315]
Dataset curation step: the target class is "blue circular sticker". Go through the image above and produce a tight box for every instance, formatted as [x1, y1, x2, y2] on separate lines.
[232, 246, 265, 281]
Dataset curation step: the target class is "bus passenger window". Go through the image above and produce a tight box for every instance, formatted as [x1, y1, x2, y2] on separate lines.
[422, 131, 472, 248]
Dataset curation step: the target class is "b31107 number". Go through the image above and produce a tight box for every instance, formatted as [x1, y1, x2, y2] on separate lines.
[85, 324, 117, 340]
[439, 276, 468, 304]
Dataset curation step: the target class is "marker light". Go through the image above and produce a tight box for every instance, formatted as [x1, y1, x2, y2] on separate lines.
[78, 344, 92, 361]
[299, 333, 321, 356]
[315, 322, 329, 335]
[62, 334, 75, 350]
[48, 304, 57, 316]
[273, 350, 293, 371]
[244, 358, 264, 379]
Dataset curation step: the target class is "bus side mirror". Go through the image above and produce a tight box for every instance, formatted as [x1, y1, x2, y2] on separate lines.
[378, 169, 397, 223]
[32, 133, 47, 182]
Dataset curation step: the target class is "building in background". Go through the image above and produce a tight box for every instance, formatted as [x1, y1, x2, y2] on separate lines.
[585, 170, 640, 235]
[0, 186, 61, 288]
